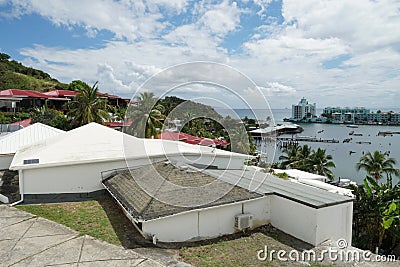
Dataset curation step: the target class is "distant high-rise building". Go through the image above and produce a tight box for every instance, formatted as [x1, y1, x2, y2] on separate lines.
[291, 98, 316, 120]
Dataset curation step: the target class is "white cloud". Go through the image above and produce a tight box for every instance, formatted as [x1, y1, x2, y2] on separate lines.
[4, 0, 400, 109]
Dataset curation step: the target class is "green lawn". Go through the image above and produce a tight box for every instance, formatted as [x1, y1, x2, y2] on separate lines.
[16, 196, 133, 246]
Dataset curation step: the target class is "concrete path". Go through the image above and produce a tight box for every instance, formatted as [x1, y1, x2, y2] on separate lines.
[0, 205, 166, 266]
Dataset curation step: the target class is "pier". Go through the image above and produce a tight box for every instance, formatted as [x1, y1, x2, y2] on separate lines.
[277, 137, 339, 143]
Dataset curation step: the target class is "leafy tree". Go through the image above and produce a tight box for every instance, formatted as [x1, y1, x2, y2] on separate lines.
[65, 81, 110, 127]
[68, 80, 91, 92]
[0, 53, 10, 62]
[31, 106, 71, 130]
[350, 176, 400, 253]
[356, 151, 400, 182]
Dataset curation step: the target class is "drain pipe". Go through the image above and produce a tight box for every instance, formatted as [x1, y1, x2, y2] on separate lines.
[10, 170, 24, 206]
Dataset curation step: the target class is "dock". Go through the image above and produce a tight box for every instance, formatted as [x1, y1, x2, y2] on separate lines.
[275, 137, 339, 148]
[277, 137, 339, 143]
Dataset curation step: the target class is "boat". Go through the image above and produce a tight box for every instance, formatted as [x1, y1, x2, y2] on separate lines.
[349, 131, 354, 135]
[347, 125, 359, 128]
[353, 133, 363, 136]
[317, 130, 324, 133]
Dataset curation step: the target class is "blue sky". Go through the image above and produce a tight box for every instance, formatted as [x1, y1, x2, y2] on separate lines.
[1, 0, 400, 109]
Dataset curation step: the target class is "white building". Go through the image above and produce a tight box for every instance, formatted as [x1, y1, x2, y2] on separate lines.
[9, 122, 353, 247]
[0, 123, 65, 170]
[10, 123, 250, 203]
[103, 164, 353, 246]
[204, 168, 353, 246]
[103, 162, 270, 243]
[291, 98, 316, 120]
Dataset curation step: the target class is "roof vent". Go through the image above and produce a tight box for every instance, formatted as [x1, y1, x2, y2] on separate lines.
[23, 159, 39, 165]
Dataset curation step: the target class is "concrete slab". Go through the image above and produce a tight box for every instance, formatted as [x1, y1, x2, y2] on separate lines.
[0, 205, 172, 267]
[136, 259, 165, 267]
[79, 235, 144, 262]
[0, 217, 36, 240]
[79, 259, 146, 267]
[0, 214, 32, 228]
[4, 234, 77, 266]
[13, 236, 84, 266]
[0, 205, 32, 217]
[24, 217, 76, 238]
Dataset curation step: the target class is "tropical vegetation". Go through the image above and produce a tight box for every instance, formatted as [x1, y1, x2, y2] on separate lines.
[356, 151, 399, 182]
[350, 150, 400, 255]
[65, 81, 110, 127]
[126, 92, 164, 138]
[278, 144, 336, 180]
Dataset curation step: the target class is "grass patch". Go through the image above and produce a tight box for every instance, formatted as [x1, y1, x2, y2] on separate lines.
[179, 230, 336, 267]
[16, 196, 133, 246]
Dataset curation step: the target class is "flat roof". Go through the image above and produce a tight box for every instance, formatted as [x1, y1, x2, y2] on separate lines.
[273, 169, 327, 180]
[203, 169, 353, 209]
[102, 162, 263, 221]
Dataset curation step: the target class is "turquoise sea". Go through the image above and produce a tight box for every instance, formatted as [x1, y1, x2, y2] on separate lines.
[216, 108, 400, 185]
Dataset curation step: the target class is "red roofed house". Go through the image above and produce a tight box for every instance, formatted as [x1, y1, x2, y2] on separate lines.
[0, 89, 69, 111]
[158, 131, 229, 148]
[45, 90, 129, 108]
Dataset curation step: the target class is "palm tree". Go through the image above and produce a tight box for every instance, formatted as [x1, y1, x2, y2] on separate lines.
[230, 127, 254, 155]
[356, 151, 400, 182]
[279, 144, 300, 168]
[292, 144, 312, 170]
[126, 92, 164, 138]
[66, 81, 110, 127]
[309, 148, 336, 180]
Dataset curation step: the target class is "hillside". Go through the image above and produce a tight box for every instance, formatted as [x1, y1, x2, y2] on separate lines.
[0, 52, 67, 91]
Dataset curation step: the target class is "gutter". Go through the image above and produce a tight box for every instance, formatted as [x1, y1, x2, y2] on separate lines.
[10, 170, 24, 206]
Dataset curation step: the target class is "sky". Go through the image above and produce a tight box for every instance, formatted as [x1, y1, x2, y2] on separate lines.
[0, 0, 400, 109]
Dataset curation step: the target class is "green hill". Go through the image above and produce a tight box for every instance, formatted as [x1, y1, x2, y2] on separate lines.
[0, 52, 67, 91]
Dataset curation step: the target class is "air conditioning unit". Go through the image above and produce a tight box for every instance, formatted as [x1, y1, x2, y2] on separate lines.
[234, 213, 253, 230]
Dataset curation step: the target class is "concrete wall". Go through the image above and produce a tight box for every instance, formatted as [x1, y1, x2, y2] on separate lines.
[142, 196, 270, 242]
[316, 202, 353, 246]
[0, 154, 13, 170]
[22, 160, 127, 194]
[270, 195, 353, 246]
[270, 195, 318, 245]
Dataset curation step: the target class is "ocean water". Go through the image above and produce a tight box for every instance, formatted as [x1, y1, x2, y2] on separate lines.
[216, 108, 400, 184]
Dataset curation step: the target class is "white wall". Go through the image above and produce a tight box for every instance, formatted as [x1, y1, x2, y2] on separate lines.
[270, 195, 317, 246]
[142, 196, 270, 242]
[270, 195, 353, 246]
[316, 202, 353, 246]
[22, 160, 127, 194]
[0, 154, 13, 170]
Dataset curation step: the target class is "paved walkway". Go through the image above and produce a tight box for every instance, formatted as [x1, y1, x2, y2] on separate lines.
[0, 205, 167, 266]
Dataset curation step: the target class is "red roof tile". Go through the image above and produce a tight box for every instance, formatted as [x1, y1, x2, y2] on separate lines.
[43, 90, 78, 97]
[0, 89, 54, 99]
[10, 118, 32, 128]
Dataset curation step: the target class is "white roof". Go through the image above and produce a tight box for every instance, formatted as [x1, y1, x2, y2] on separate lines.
[273, 169, 328, 181]
[10, 122, 250, 170]
[0, 123, 65, 155]
[297, 179, 354, 198]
